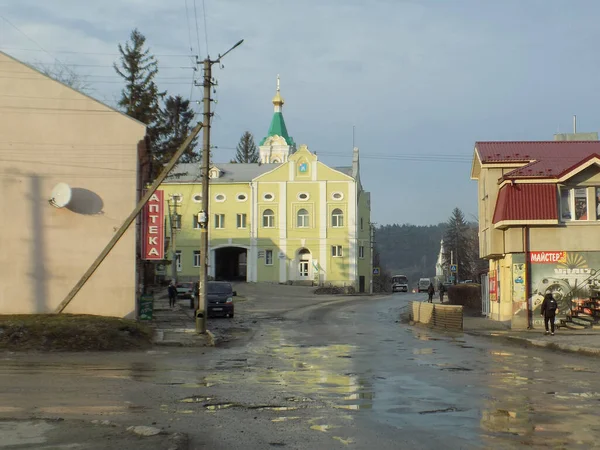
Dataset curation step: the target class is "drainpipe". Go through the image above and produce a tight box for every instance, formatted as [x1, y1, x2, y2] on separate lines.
[524, 226, 532, 329]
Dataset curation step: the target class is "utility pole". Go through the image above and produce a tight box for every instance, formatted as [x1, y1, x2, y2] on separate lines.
[195, 39, 244, 334]
[169, 198, 178, 283]
[369, 223, 374, 294]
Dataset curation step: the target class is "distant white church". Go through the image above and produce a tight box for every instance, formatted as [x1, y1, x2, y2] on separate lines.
[435, 239, 445, 280]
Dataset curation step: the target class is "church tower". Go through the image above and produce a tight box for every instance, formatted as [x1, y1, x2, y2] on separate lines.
[259, 75, 295, 164]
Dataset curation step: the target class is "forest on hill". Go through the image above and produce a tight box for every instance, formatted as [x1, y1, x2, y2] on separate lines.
[374, 223, 446, 288]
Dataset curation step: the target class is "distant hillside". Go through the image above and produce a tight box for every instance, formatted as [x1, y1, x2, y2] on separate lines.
[375, 223, 445, 287]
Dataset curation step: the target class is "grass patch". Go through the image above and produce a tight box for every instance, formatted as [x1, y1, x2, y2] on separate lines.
[0, 314, 153, 352]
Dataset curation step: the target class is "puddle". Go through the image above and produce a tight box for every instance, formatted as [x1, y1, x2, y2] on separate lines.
[489, 351, 513, 357]
[413, 348, 435, 355]
[272, 416, 301, 422]
[333, 436, 354, 445]
[204, 403, 239, 411]
[419, 406, 465, 414]
[440, 367, 473, 372]
[248, 406, 299, 411]
[310, 424, 338, 432]
[180, 396, 213, 403]
[285, 397, 313, 403]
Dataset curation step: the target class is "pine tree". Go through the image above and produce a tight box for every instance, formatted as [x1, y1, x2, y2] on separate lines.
[114, 29, 164, 177]
[443, 208, 475, 282]
[154, 95, 199, 166]
[233, 131, 259, 163]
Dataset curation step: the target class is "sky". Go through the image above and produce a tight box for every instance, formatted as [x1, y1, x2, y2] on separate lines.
[2, 0, 600, 226]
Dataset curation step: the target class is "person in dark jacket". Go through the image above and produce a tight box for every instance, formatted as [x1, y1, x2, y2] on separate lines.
[540, 293, 558, 335]
[438, 282, 445, 303]
[168, 282, 177, 308]
[427, 283, 435, 303]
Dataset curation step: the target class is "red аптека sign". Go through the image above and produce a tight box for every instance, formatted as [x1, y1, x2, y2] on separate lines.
[142, 190, 165, 260]
[529, 251, 566, 264]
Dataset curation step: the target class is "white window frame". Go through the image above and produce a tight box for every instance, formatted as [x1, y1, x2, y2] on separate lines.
[193, 250, 201, 267]
[236, 193, 248, 202]
[331, 192, 344, 200]
[332, 245, 343, 257]
[192, 193, 202, 203]
[331, 208, 344, 228]
[215, 193, 226, 202]
[560, 186, 591, 222]
[176, 250, 182, 272]
[297, 192, 310, 201]
[359, 246, 365, 258]
[297, 208, 309, 228]
[263, 193, 275, 201]
[262, 209, 275, 228]
[214, 214, 225, 229]
[237, 213, 247, 229]
[265, 249, 273, 265]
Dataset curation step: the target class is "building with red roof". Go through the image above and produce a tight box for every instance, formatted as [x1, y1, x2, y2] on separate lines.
[471, 133, 600, 329]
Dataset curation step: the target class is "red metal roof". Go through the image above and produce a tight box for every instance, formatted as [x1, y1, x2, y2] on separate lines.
[492, 184, 558, 224]
[476, 141, 600, 179]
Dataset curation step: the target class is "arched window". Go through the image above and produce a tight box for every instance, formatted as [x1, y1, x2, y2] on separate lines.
[297, 208, 309, 228]
[331, 208, 344, 227]
[262, 209, 275, 228]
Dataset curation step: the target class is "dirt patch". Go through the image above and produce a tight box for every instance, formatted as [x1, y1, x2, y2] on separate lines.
[0, 314, 153, 351]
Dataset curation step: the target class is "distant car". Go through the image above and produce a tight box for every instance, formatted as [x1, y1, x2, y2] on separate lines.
[418, 278, 431, 293]
[442, 282, 453, 290]
[176, 282, 194, 299]
[207, 281, 236, 318]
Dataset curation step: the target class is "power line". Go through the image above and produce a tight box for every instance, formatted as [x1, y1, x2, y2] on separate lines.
[202, 0, 210, 57]
[184, 0, 195, 56]
[0, 47, 193, 57]
[0, 14, 75, 78]
[193, 0, 203, 59]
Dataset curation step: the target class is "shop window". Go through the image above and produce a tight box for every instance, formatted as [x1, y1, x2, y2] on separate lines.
[596, 188, 600, 220]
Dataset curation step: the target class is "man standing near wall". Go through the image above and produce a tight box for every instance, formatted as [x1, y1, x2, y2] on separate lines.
[540, 293, 558, 336]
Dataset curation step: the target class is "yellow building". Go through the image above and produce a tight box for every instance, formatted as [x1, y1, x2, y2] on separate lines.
[159, 81, 373, 292]
[471, 134, 600, 329]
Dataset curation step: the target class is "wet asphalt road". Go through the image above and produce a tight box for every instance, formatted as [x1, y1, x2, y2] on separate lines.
[3, 292, 600, 449]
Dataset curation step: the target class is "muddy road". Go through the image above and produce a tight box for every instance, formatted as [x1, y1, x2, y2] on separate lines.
[2, 293, 600, 449]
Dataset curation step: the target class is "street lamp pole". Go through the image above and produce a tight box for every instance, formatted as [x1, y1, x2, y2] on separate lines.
[196, 40, 244, 334]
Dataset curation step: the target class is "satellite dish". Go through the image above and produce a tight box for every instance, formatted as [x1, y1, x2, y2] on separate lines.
[49, 182, 72, 208]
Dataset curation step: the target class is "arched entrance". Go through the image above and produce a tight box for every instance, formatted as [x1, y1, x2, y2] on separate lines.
[214, 247, 248, 281]
[296, 248, 312, 281]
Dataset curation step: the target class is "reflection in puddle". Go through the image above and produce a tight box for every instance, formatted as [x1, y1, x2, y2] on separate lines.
[179, 396, 213, 403]
[272, 416, 301, 422]
[413, 348, 435, 355]
[489, 350, 513, 357]
[310, 424, 338, 432]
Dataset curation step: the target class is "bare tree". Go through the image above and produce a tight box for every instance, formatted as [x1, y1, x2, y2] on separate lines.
[32, 62, 91, 93]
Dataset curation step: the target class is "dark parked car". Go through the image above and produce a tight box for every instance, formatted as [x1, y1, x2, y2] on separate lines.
[207, 281, 236, 318]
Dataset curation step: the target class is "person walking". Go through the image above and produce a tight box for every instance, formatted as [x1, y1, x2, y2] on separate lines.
[540, 293, 558, 335]
[427, 283, 435, 303]
[168, 282, 177, 308]
[438, 282, 445, 303]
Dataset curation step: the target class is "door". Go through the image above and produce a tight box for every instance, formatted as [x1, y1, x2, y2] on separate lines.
[359, 276, 365, 293]
[299, 261, 309, 279]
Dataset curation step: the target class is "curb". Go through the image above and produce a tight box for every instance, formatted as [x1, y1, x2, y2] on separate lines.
[466, 330, 600, 356]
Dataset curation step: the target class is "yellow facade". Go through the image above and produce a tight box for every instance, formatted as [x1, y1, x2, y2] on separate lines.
[158, 84, 372, 291]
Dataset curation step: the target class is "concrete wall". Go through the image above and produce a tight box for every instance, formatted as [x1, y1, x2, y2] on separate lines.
[0, 53, 146, 317]
[410, 301, 463, 331]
